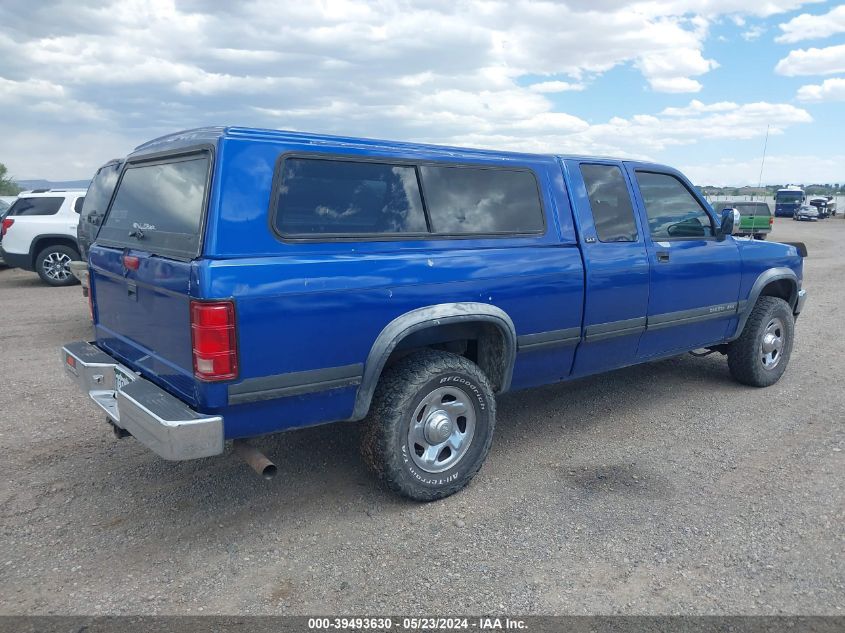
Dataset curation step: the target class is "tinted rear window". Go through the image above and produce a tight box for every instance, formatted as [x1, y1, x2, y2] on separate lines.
[733, 203, 771, 214]
[98, 155, 209, 258]
[420, 166, 543, 234]
[8, 197, 63, 216]
[275, 158, 427, 235]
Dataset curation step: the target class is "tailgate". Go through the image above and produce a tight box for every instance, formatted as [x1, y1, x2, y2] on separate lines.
[90, 151, 211, 406]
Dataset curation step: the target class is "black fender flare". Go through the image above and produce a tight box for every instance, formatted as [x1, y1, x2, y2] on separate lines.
[729, 267, 799, 341]
[351, 303, 517, 420]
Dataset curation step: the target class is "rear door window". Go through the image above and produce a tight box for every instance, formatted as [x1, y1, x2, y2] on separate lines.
[579, 164, 638, 242]
[274, 158, 427, 236]
[419, 165, 544, 234]
[98, 154, 210, 258]
[8, 197, 63, 216]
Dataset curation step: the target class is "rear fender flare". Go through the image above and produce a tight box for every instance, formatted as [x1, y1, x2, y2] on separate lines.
[351, 303, 517, 420]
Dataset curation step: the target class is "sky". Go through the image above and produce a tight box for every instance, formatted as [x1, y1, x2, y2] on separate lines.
[0, 0, 843, 186]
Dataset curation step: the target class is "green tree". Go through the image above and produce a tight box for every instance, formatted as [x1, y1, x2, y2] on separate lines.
[0, 162, 22, 196]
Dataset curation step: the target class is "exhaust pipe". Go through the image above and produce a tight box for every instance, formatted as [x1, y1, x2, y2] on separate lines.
[233, 440, 277, 480]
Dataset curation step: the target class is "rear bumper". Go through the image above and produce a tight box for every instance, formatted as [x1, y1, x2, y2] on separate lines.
[68, 261, 89, 294]
[0, 247, 31, 270]
[60, 341, 224, 460]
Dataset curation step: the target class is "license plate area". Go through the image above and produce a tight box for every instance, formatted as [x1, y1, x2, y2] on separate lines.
[114, 366, 136, 393]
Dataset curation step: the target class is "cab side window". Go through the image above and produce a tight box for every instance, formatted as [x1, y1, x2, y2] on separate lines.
[580, 164, 638, 242]
[635, 171, 714, 239]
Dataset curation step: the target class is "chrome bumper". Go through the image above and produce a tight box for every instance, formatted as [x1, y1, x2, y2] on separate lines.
[794, 289, 807, 318]
[60, 341, 224, 461]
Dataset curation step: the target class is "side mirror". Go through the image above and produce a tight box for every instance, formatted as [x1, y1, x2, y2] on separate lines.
[720, 207, 741, 238]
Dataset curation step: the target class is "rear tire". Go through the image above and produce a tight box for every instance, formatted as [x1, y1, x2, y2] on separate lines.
[361, 349, 496, 501]
[727, 297, 794, 387]
[35, 245, 80, 287]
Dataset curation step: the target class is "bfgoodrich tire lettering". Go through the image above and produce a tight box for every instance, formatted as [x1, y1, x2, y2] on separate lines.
[727, 296, 794, 387]
[361, 349, 495, 501]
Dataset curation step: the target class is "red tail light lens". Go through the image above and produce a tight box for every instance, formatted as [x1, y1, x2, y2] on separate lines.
[190, 300, 238, 381]
[1, 218, 13, 238]
[769, 216, 774, 225]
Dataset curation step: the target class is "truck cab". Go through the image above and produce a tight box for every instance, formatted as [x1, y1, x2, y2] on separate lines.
[61, 127, 807, 501]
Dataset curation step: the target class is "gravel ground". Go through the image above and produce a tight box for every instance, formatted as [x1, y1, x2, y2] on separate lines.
[0, 218, 842, 615]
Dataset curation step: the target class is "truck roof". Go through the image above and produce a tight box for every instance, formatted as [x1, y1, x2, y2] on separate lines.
[130, 125, 661, 169]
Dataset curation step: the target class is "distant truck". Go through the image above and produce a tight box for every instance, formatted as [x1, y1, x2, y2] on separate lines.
[774, 187, 805, 217]
[808, 196, 837, 218]
[724, 201, 772, 239]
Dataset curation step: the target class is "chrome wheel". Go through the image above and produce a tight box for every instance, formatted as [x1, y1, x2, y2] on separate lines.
[408, 385, 476, 473]
[761, 317, 785, 370]
[42, 251, 72, 281]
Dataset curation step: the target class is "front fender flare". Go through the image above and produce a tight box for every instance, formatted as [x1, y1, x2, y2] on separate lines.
[351, 303, 517, 420]
[729, 267, 798, 341]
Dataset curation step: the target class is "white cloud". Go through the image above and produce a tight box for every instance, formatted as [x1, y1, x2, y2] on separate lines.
[682, 154, 845, 186]
[776, 5, 845, 43]
[775, 43, 845, 76]
[528, 81, 586, 93]
[796, 77, 845, 102]
[0, 0, 826, 179]
[741, 25, 766, 41]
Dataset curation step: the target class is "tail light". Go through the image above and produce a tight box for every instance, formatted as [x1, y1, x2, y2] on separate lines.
[190, 300, 238, 381]
[769, 216, 774, 225]
[1, 218, 13, 238]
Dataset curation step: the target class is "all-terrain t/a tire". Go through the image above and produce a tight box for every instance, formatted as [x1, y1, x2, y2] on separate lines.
[361, 349, 496, 501]
[36, 245, 80, 287]
[727, 296, 794, 387]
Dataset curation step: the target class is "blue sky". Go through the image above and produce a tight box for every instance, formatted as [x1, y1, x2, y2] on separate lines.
[0, 0, 843, 186]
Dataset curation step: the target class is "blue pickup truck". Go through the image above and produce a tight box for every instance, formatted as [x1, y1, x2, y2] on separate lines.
[61, 127, 807, 501]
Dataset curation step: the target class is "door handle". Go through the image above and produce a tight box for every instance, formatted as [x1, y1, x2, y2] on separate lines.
[657, 251, 670, 263]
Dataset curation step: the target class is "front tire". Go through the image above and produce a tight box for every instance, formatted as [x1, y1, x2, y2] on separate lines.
[727, 297, 794, 387]
[361, 349, 496, 501]
[35, 245, 80, 287]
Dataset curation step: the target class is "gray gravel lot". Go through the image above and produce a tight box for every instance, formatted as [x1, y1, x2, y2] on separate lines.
[0, 218, 843, 615]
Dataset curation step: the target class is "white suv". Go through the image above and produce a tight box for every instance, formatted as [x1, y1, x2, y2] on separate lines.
[0, 189, 86, 286]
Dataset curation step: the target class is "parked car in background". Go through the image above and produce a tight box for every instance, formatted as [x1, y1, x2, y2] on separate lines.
[724, 201, 772, 239]
[0, 189, 85, 285]
[808, 196, 836, 218]
[70, 159, 123, 293]
[794, 205, 819, 221]
[0, 198, 14, 265]
[61, 126, 807, 501]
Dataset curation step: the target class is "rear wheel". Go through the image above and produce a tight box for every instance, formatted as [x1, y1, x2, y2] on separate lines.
[35, 245, 80, 287]
[727, 297, 794, 387]
[361, 349, 496, 501]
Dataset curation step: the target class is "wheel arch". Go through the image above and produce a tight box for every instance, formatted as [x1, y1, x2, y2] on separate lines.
[351, 303, 517, 420]
[29, 234, 81, 268]
[730, 267, 798, 341]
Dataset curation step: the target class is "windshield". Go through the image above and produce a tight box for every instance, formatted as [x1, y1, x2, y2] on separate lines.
[97, 153, 210, 258]
[776, 192, 803, 203]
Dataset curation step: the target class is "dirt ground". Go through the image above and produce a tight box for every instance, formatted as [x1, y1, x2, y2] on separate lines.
[0, 218, 842, 615]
